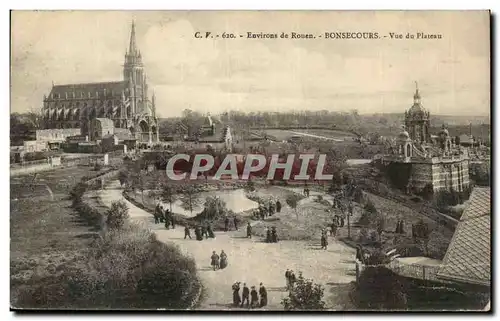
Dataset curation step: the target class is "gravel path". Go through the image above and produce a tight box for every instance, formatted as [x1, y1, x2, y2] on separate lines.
[99, 181, 356, 310]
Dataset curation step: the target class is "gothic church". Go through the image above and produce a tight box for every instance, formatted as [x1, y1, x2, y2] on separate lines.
[40, 22, 159, 143]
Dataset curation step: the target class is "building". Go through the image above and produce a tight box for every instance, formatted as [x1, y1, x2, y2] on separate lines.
[382, 83, 470, 193]
[39, 21, 159, 144]
[436, 187, 490, 288]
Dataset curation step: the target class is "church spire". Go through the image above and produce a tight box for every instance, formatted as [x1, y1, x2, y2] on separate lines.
[128, 20, 138, 56]
[413, 81, 421, 103]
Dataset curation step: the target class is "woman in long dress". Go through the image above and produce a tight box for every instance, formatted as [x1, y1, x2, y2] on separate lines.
[219, 250, 228, 269]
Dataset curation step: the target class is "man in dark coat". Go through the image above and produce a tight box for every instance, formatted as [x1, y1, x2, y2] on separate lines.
[232, 282, 241, 306]
[289, 271, 296, 288]
[233, 216, 239, 230]
[154, 204, 161, 224]
[211, 251, 219, 271]
[276, 200, 282, 213]
[241, 283, 250, 307]
[184, 226, 192, 239]
[330, 221, 338, 237]
[224, 217, 230, 232]
[170, 213, 176, 229]
[265, 227, 272, 243]
[285, 269, 291, 290]
[246, 222, 252, 238]
[250, 286, 259, 308]
[259, 283, 268, 307]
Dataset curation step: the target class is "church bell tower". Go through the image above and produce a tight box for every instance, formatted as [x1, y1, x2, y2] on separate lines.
[123, 21, 146, 115]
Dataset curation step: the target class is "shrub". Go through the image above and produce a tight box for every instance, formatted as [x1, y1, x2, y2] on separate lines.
[281, 272, 325, 310]
[15, 224, 200, 309]
[354, 266, 407, 310]
[118, 170, 129, 187]
[106, 200, 129, 230]
[69, 182, 88, 206]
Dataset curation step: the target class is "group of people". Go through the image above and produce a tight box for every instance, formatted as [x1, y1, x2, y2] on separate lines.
[254, 199, 282, 220]
[210, 250, 228, 270]
[264, 226, 279, 243]
[188, 222, 215, 241]
[224, 216, 239, 232]
[154, 204, 176, 229]
[284, 269, 297, 290]
[329, 214, 345, 237]
[232, 282, 268, 308]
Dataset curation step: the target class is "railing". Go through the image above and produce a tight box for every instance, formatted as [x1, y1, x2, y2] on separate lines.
[10, 158, 49, 168]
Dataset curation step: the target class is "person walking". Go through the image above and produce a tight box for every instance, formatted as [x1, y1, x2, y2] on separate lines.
[154, 204, 161, 224]
[276, 200, 282, 213]
[265, 227, 272, 243]
[211, 251, 220, 271]
[290, 270, 297, 288]
[233, 216, 239, 231]
[250, 286, 259, 308]
[219, 250, 228, 269]
[271, 226, 278, 243]
[321, 230, 328, 250]
[232, 282, 241, 307]
[224, 216, 230, 232]
[285, 269, 291, 290]
[246, 222, 252, 239]
[184, 225, 192, 239]
[241, 283, 250, 307]
[170, 213, 176, 229]
[330, 220, 338, 237]
[259, 283, 268, 307]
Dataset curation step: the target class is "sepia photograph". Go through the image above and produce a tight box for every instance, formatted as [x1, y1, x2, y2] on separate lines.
[9, 10, 491, 311]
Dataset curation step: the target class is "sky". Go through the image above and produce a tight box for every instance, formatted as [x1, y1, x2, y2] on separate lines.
[11, 10, 490, 118]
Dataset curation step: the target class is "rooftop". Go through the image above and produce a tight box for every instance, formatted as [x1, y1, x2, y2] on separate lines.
[436, 187, 491, 287]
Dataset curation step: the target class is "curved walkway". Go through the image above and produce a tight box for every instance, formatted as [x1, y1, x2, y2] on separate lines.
[99, 180, 356, 310]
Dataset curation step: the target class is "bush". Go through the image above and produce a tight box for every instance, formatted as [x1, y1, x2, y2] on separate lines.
[353, 266, 407, 310]
[281, 272, 325, 310]
[15, 224, 200, 309]
[106, 200, 129, 230]
[69, 182, 88, 206]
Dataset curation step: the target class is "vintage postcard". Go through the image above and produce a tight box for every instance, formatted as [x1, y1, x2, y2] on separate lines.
[10, 10, 491, 311]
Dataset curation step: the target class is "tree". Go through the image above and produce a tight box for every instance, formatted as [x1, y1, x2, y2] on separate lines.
[354, 266, 407, 310]
[106, 200, 129, 230]
[179, 185, 202, 216]
[160, 183, 177, 213]
[412, 219, 431, 256]
[118, 170, 129, 187]
[281, 272, 325, 310]
[201, 196, 228, 220]
[286, 194, 300, 219]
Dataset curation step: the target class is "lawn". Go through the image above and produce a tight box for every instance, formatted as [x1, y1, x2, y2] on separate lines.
[10, 165, 111, 307]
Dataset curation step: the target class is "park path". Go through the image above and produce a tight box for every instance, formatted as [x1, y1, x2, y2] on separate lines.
[99, 181, 356, 310]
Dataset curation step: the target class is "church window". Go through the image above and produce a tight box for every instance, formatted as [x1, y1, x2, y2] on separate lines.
[406, 144, 411, 157]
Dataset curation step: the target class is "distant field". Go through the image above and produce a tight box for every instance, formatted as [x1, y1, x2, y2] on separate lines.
[260, 129, 356, 141]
